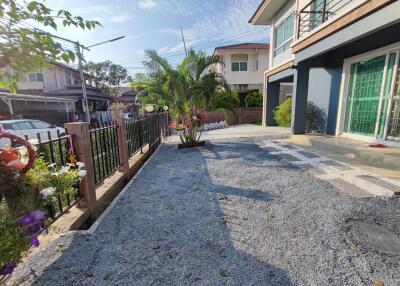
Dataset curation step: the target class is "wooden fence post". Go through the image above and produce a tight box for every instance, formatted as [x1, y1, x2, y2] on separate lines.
[64, 122, 96, 212]
[115, 117, 129, 172]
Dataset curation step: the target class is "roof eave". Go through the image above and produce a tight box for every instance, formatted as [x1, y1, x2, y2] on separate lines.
[249, 0, 287, 25]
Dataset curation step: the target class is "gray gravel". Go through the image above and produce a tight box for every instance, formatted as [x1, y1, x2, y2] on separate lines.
[9, 137, 400, 285]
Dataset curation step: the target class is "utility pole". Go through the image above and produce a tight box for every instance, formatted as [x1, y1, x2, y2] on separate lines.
[75, 42, 91, 123]
[34, 29, 124, 123]
[180, 25, 188, 57]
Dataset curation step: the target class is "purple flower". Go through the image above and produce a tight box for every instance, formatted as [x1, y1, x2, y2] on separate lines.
[19, 210, 45, 226]
[29, 224, 41, 234]
[0, 263, 16, 275]
[30, 236, 40, 247]
[19, 214, 35, 226]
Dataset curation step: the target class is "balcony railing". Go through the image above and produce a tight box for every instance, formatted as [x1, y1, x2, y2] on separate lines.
[297, 0, 353, 38]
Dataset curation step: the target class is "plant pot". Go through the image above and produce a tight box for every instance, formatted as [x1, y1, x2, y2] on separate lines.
[177, 140, 206, 149]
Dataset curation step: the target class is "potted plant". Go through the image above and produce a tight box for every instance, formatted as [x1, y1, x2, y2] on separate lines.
[176, 108, 207, 149]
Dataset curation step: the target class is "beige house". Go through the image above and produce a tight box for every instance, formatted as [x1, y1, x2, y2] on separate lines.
[209, 43, 269, 99]
[250, 0, 400, 146]
[0, 62, 111, 123]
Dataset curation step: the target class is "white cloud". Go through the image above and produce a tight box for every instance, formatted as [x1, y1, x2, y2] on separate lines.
[138, 0, 158, 10]
[109, 13, 132, 23]
[156, 0, 269, 55]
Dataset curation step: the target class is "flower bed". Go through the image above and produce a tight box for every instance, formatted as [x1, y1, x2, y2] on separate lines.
[175, 108, 207, 148]
[0, 132, 86, 279]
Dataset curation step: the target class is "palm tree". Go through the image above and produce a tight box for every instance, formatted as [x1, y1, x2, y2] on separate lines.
[132, 48, 228, 121]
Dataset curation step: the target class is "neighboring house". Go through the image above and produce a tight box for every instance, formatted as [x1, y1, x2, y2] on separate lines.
[0, 62, 111, 123]
[250, 0, 400, 145]
[209, 43, 270, 100]
[112, 87, 139, 117]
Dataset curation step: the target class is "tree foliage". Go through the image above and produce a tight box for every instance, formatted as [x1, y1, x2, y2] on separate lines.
[0, 0, 100, 92]
[305, 101, 327, 134]
[85, 60, 132, 96]
[131, 48, 228, 120]
[274, 97, 292, 127]
[244, 91, 263, 107]
[208, 89, 240, 110]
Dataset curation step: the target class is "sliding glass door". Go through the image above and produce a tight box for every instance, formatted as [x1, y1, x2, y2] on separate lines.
[344, 51, 399, 141]
[387, 64, 400, 141]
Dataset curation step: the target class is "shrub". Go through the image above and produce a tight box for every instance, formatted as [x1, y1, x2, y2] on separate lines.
[273, 97, 292, 127]
[305, 101, 327, 134]
[208, 89, 240, 110]
[245, 91, 263, 107]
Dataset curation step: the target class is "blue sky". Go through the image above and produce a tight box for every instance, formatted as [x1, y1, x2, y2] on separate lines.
[44, 0, 270, 75]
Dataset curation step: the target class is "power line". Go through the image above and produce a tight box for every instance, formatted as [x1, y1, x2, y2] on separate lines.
[114, 27, 267, 65]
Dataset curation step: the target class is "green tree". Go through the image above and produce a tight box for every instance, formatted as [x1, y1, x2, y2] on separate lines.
[208, 89, 240, 110]
[245, 91, 263, 107]
[86, 60, 130, 96]
[0, 0, 100, 92]
[132, 48, 228, 120]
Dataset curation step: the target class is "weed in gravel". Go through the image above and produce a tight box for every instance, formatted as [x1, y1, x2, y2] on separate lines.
[219, 267, 228, 277]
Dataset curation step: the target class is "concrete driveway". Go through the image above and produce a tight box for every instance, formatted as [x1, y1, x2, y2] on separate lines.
[10, 135, 400, 286]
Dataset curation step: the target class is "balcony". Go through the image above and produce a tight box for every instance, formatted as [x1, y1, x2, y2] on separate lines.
[297, 0, 355, 39]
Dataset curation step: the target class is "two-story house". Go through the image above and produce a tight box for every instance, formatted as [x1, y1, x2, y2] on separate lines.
[0, 62, 110, 123]
[209, 43, 272, 102]
[250, 0, 400, 145]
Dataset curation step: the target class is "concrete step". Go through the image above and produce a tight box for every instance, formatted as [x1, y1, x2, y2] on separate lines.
[291, 135, 400, 170]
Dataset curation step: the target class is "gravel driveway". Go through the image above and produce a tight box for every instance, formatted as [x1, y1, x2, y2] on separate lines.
[11, 137, 400, 285]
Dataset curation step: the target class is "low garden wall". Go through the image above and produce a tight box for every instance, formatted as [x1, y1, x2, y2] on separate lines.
[206, 108, 262, 125]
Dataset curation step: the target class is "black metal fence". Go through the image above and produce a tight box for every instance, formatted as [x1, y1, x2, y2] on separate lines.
[146, 112, 169, 154]
[298, 0, 352, 38]
[24, 131, 79, 224]
[125, 118, 147, 157]
[125, 112, 169, 156]
[89, 121, 121, 185]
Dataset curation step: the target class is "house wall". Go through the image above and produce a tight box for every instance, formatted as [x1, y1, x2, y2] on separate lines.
[270, 0, 296, 68]
[0, 64, 82, 93]
[292, 19, 400, 136]
[214, 49, 269, 89]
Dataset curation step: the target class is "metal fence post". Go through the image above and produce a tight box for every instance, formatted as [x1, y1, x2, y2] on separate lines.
[64, 122, 96, 212]
[115, 116, 129, 172]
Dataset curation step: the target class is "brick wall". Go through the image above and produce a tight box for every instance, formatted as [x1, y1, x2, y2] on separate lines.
[206, 108, 262, 125]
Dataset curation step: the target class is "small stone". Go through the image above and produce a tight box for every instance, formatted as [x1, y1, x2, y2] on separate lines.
[375, 280, 384, 286]
[192, 276, 202, 282]
[153, 244, 161, 250]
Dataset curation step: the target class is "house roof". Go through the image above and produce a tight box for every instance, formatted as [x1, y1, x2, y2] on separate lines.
[52, 62, 90, 76]
[0, 91, 76, 103]
[249, 0, 288, 25]
[112, 87, 137, 103]
[45, 85, 111, 100]
[117, 86, 137, 96]
[215, 43, 269, 50]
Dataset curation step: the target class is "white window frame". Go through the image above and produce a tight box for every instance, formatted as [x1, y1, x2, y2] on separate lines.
[231, 61, 248, 72]
[274, 11, 295, 57]
[64, 71, 72, 86]
[27, 72, 44, 82]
